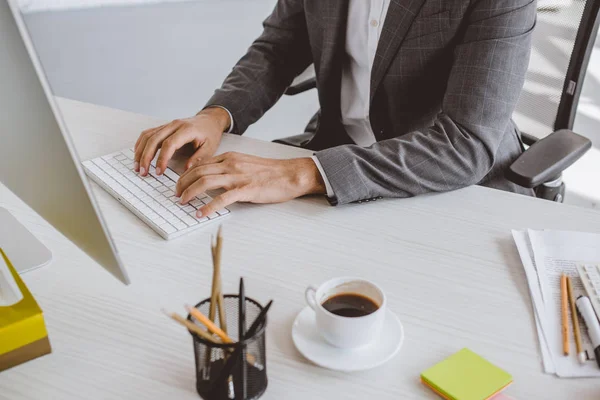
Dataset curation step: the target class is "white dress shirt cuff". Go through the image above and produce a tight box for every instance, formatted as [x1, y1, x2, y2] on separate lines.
[206, 105, 235, 133]
[311, 156, 335, 198]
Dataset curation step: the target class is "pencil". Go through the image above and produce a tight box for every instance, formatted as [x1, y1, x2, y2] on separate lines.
[208, 235, 219, 324]
[186, 304, 233, 344]
[566, 276, 585, 363]
[561, 274, 570, 356]
[163, 310, 220, 343]
[215, 227, 227, 334]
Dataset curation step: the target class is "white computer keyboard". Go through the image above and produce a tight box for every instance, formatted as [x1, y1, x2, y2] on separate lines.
[577, 263, 600, 321]
[82, 149, 230, 240]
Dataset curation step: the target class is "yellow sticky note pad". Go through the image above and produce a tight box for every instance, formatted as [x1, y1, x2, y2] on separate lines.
[0, 248, 51, 371]
[421, 348, 512, 400]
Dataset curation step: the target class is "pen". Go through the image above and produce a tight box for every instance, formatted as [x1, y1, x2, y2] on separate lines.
[576, 296, 600, 368]
[245, 300, 273, 339]
[239, 277, 247, 399]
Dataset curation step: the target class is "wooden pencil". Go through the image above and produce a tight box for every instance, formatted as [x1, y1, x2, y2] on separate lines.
[208, 235, 219, 324]
[560, 274, 570, 356]
[186, 304, 233, 344]
[566, 276, 584, 362]
[215, 226, 228, 334]
[164, 310, 220, 343]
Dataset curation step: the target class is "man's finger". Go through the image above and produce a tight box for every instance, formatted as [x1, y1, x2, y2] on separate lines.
[180, 175, 234, 205]
[134, 132, 154, 171]
[138, 123, 180, 175]
[155, 128, 198, 175]
[197, 189, 242, 218]
[185, 144, 216, 170]
[135, 124, 166, 152]
[192, 152, 231, 168]
[176, 163, 228, 197]
[179, 152, 226, 181]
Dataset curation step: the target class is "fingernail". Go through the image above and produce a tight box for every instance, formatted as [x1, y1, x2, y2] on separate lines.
[134, 161, 139, 172]
[196, 210, 204, 218]
[156, 167, 162, 175]
[140, 166, 146, 175]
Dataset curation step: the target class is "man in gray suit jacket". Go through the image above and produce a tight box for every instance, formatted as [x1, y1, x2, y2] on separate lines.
[134, 0, 536, 217]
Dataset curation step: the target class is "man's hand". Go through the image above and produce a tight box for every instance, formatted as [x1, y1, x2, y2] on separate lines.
[176, 152, 327, 217]
[133, 107, 231, 176]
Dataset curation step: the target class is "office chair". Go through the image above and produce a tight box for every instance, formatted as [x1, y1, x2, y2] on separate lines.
[281, 0, 600, 203]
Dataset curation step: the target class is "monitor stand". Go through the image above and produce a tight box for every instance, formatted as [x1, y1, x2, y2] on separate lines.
[0, 207, 52, 274]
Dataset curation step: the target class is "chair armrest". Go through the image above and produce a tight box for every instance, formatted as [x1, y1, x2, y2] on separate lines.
[284, 77, 317, 95]
[505, 129, 591, 188]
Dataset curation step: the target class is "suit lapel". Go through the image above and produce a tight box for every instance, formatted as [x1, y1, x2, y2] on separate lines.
[370, 0, 427, 102]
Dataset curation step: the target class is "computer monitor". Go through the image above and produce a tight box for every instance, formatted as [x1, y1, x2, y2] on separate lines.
[0, 0, 130, 284]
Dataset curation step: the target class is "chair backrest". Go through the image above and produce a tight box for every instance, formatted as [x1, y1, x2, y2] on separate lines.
[513, 0, 600, 141]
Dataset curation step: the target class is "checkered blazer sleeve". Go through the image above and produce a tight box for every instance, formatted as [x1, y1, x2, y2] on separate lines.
[315, 0, 537, 205]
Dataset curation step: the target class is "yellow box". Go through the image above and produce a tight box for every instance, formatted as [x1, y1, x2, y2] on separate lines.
[0, 248, 51, 371]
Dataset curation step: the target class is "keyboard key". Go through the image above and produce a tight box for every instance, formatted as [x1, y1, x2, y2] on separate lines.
[174, 210, 187, 218]
[140, 183, 154, 193]
[181, 216, 199, 226]
[165, 189, 175, 197]
[217, 209, 230, 216]
[161, 224, 177, 234]
[190, 199, 204, 208]
[124, 149, 135, 160]
[207, 212, 219, 220]
[157, 186, 169, 193]
[158, 209, 173, 218]
[182, 205, 195, 213]
[167, 215, 180, 224]
[164, 168, 179, 182]
[157, 175, 171, 184]
[172, 221, 186, 230]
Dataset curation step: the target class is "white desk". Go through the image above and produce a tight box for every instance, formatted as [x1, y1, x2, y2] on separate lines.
[1, 98, 599, 399]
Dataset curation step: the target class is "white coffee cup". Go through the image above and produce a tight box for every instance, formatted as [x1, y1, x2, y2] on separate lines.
[305, 277, 386, 349]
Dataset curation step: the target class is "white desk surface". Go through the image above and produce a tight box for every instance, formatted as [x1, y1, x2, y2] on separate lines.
[1, 98, 599, 399]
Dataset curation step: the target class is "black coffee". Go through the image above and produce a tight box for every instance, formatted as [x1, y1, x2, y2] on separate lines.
[321, 293, 379, 317]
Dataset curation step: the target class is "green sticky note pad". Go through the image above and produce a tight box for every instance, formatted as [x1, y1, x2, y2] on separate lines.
[420, 348, 512, 400]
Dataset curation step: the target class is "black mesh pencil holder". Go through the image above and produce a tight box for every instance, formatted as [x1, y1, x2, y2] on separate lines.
[188, 295, 268, 400]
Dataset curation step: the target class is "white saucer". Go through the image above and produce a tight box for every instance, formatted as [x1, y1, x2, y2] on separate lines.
[291, 307, 404, 372]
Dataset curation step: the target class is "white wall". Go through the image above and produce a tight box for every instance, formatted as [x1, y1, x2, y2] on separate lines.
[18, 0, 574, 13]
[18, 0, 190, 13]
